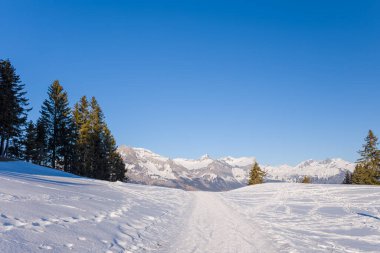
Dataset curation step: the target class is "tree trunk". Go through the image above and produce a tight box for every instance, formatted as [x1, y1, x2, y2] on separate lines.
[4, 138, 9, 158]
[0, 137, 5, 157]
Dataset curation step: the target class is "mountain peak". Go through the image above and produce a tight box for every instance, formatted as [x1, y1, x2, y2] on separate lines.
[117, 146, 355, 190]
[200, 154, 211, 160]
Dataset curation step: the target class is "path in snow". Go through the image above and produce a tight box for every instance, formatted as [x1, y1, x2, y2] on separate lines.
[167, 191, 277, 253]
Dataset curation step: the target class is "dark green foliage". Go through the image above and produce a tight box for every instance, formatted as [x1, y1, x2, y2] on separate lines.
[248, 162, 266, 185]
[342, 171, 352, 184]
[352, 130, 380, 185]
[73, 96, 90, 176]
[1, 61, 126, 182]
[352, 164, 379, 185]
[357, 130, 380, 168]
[300, 176, 311, 184]
[0, 59, 30, 158]
[73, 96, 126, 181]
[39, 81, 76, 170]
[24, 121, 38, 162]
[35, 119, 48, 165]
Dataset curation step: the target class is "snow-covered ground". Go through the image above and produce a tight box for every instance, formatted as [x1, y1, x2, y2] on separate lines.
[1, 161, 380, 253]
[0, 162, 191, 253]
[221, 184, 380, 253]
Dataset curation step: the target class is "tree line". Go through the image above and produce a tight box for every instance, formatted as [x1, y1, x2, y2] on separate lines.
[0, 59, 126, 182]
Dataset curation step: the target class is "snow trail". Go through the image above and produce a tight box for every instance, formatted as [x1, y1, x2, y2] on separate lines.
[168, 191, 277, 253]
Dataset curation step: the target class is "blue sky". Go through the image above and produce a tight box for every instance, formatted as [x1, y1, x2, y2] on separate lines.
[1, 0, 379, 165]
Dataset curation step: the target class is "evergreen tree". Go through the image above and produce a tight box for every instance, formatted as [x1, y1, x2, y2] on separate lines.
[352, 163, 379, 185]
[35, 119, 48, 165]
[73, 96, 91, 176]
[342, 171, 352, 184]
[0, 59, 30, 158]
[103, 127, 126, 181]
[88, 97, 105, 179]
[39, 81, 75, 170]
[248, 162, 266, 185]
[24, 121, 38, 162]
[352, 130, 380, 185]
[72, 96, 126, 181]
[357, 130, 380, 167]
[300, 176, 311, 183]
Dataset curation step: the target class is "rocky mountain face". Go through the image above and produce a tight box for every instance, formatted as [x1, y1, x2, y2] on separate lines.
[117, 146, 355, 191]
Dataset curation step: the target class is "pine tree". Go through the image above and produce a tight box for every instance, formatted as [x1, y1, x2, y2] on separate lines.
[103, 126, 126, 181]
[357, 130, 380, 167]
[352, 163, 379, 185]
[342, 171, 352, 184]
[24, 121, 38, 162]
[88, 97, 106, 179]
[248, 162, 266, 185]
[35, 119, 48, 165]
[300, 176, 311, 184]
[0, 59, 30, 158]
[72, 96, 126, 181]
[352, 130, 380, 185]
[73, 96, 91, 176]
[39, 81, 75, 170]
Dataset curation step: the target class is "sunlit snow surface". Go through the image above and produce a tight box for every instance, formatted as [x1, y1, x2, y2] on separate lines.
[222, 184, 380, 253]
[1, 161, 379, 253]
[0, 162, 190, 253]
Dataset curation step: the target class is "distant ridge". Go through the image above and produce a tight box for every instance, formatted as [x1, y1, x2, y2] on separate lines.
[118, 146, 355, 191]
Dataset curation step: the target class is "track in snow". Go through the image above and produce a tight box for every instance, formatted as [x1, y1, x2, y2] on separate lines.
[167, 192, 276, 253]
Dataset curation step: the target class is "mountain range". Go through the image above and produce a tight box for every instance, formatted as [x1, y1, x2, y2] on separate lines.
[117, 146, 355, 191]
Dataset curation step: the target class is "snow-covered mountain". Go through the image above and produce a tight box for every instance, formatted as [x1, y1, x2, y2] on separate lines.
[118, 146, 355, 191]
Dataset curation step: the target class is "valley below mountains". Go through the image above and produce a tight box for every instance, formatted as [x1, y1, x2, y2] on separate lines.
[117, 146, 355, 191]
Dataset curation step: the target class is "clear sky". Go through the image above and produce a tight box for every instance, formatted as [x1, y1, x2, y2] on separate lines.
[1, 0, 379, 165]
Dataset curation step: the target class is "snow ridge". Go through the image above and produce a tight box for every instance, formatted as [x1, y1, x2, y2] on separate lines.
[117, 146, 355, 191]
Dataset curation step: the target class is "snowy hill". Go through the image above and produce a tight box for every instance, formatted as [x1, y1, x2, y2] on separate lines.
[118, 146, 355, 191]
[0, 161, 190, 253]
[1, 161, 379, 253]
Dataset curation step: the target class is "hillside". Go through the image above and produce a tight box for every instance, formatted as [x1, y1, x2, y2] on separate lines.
[0, 161, 190, 253]
[118, 146, 355, 191]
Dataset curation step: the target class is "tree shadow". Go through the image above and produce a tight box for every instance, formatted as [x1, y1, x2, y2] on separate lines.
[0, 161, 92, 186]
[357, 212, 380, 221]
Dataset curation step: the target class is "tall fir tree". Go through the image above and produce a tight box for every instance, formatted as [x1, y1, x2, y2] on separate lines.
[352, 130, 380, 185]
[342, 171, 352, 184]
[0, 59, 30, 158]
[103, 127, 126, 181]
[24, 121, 38, 162]
[73, 96, 126, 181]
[73, 96, 91, 176]
[39, 81, 76, 170]
[88, 97, 105, 179]
[35, 119, 48, 165]
[248, 162, 266, 185]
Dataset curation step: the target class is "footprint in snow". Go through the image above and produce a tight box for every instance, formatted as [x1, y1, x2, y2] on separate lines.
[78, 236, 87, 241]
[39, 244, 52, 250]
[64, 243, 74, 249]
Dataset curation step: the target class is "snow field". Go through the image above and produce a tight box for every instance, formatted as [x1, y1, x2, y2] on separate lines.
[1, 162, 379, 253]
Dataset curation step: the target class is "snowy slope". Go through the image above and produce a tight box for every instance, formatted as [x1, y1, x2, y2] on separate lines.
[118, 146, 355, 191]
[1, 161, 379, 253]
[221, 183, 380, 253]
[0, 161, 191, 253]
